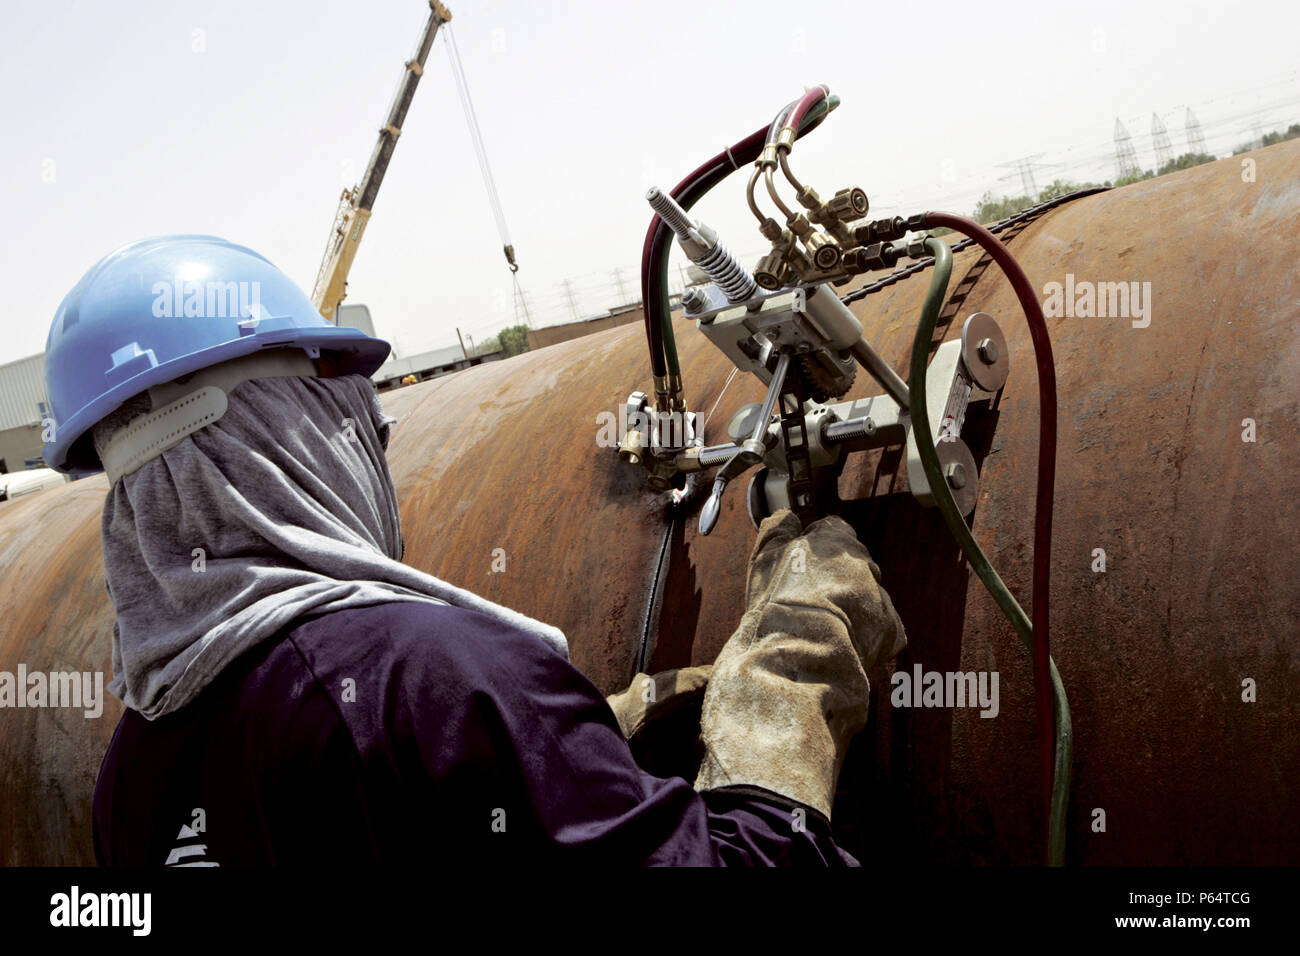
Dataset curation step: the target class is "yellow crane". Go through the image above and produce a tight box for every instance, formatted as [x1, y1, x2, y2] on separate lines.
[311, 1, 453, 321]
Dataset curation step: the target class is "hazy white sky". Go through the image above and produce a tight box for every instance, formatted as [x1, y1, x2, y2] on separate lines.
[3, 0, 1297, 364]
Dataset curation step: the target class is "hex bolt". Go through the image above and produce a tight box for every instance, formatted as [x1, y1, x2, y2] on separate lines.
[976, 338, 999, 364]
[945, 462, 968, 489]
[682, 288, 707, 313]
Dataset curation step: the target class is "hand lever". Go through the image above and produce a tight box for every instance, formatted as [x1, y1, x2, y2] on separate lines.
[699, 352, 791, 536]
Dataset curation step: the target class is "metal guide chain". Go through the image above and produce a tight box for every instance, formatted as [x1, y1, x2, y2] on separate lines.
[777, 373, 818, 524]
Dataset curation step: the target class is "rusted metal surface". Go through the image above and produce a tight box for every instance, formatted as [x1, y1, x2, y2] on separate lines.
[2, 140, 1297, 865]
[0, 479, 120, 866]
[378, 334, 679, 691]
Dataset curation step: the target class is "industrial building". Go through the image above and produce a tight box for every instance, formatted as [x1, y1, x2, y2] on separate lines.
[0, 353, 50, 473]
[372, 343, 502, 389]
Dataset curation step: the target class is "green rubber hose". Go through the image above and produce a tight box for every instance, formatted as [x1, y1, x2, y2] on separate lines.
[907, 235, 1074, 866]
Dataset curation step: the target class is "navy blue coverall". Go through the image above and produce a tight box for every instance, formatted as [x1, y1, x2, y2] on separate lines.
[93, 602, 854, 866]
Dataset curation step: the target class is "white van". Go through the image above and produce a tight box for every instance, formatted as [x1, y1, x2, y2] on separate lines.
[0, 468, 68, 502]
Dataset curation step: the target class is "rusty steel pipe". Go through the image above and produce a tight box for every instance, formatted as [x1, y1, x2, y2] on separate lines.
[2, 142, 1299, 865]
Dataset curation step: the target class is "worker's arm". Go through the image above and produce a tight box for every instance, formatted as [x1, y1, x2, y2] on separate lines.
[92, 598, 852, 867]
[324, 601, 854, 866]
[93, 511, 899, 869]
[694, 510, 908, 819]
[352, 508, 906, 866]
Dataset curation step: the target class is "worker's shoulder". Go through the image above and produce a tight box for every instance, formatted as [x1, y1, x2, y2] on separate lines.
[275, 601, 571, 768]
[283, 600, 562, 698]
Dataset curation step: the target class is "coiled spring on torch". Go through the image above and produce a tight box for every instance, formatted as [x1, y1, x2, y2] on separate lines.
[646, 186, 758, 304]
[696, 242, 757, 302]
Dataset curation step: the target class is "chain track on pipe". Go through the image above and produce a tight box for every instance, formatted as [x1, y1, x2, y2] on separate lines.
[839, 187, 1110, 306]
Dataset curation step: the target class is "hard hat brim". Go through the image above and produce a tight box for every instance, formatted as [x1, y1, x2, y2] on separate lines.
[45, 325, 391, 474]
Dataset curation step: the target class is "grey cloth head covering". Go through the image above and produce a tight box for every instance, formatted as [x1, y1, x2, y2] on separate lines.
[98, 373, 568, 720]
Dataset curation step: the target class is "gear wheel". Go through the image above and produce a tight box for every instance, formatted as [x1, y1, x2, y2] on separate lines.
[796, 350, 857, 402]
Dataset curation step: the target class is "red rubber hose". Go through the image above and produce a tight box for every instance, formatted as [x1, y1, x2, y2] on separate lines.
[782, 85, 830, 140]
[923, 210, 1057, 846]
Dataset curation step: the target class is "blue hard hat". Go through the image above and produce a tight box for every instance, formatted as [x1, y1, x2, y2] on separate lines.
[43, 235, 391, 473]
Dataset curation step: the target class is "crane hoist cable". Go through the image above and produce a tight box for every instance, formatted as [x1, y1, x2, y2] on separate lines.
[444, 22, 532, 329]
[444, 24, 509, 247]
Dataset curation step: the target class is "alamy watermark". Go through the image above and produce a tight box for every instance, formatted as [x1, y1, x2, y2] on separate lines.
[891, 664, 999, 718]
[595, 405, 692, 449]
[1042, 273, 1151, 329]
[152, 279, 262, 319]
[0, 665, 104, 718]
[50, 886, 150, 935]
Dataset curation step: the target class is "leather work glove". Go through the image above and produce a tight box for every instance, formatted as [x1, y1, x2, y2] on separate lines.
[606, 666, 714, 741]
[694, 510, 907, 819]
[606, 666, 713, 781]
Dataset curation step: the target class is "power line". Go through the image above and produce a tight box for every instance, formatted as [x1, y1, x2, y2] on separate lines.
[1150, 112, 1174, 170]
[1184, 107, 1208, 154]
[995, 153, 1053, 199]
[612, 267, 631, 305]
[560, 279, 581, 320]
[1114, 118, 1141, 180]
